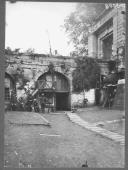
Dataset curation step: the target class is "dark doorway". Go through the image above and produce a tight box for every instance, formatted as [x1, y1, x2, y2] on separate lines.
[56, 92, 69, 111]
[102, 33, 113, 60]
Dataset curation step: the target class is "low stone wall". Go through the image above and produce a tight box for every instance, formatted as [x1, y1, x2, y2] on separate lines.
[71, 89, 95, 108]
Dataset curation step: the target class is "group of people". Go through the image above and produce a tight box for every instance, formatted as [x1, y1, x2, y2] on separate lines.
[25, 95, 47, 113]
[9, 88, 56, 113]
[9, 91, 48, 113]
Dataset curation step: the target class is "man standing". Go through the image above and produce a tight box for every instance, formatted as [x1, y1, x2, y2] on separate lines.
[39, 94, 45, 113]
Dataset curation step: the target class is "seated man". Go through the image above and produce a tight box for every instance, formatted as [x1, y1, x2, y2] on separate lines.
[83, 98, 88, 107]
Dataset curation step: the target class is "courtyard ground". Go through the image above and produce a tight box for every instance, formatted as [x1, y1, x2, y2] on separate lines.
[77, 107, 124, 123]
[76, 107, 125, 135]
[4, 107, 125, 168]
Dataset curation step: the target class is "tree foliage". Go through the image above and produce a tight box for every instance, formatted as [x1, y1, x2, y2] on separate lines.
[64, 3, 105, 56]
[72, 57, 100, 92]
[25, 48, 35, 55]
[5, 47, 21, 55]
[13, 65, 29, 89]
[5, 47, 14, 55]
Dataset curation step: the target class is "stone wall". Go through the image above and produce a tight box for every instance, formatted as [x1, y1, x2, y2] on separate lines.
[6, 54, 76, 109]
[6, 54, 76, 89]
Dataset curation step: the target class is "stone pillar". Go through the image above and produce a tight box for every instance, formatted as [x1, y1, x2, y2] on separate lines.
[88, 33, 98, 58]
[98, 38, 104, 59]
[113, 8, 125, 51]
[113, 11, 118, 52]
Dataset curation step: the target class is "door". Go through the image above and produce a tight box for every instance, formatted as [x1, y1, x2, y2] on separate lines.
[56, 92, 69, 111]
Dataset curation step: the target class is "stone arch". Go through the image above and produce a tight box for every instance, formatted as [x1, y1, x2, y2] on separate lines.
[35, 68, 70, 82]
[38, 71, 70, 90]
[36, 70, 71, 111]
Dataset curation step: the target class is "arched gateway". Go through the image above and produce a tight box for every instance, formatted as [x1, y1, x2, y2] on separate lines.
[37, 71, 71, 111]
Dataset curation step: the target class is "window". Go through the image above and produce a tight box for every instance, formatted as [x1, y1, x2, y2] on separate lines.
[5, 88, 10, 101]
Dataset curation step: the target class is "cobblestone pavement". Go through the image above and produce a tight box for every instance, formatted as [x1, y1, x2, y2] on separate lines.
[4, 110, 125, 168]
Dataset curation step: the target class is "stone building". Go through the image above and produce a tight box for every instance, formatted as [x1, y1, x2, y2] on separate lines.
[87, 5, 126, 109]
[88, 5, 125, 74]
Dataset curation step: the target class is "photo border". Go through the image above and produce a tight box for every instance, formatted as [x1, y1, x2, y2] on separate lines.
[0, 0, 127, 169]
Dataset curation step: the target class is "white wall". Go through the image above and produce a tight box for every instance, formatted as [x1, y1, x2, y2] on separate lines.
[71, 89, 95, 107]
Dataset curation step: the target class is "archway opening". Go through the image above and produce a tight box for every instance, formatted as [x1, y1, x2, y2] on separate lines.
[37, 71, 70, 111]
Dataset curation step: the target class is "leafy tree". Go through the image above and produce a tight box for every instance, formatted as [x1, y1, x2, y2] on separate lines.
[5, 47, 21, 55]
[25, 48, 35, 55]
[72, 56, 100, 92]
[14, 48, 21, 54]
[5, 47, 13, 55]
[64, 3, 106, 56]
[13, 65, 29, 89]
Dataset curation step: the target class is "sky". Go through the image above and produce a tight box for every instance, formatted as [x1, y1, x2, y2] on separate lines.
[5, 1, 77, 56]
